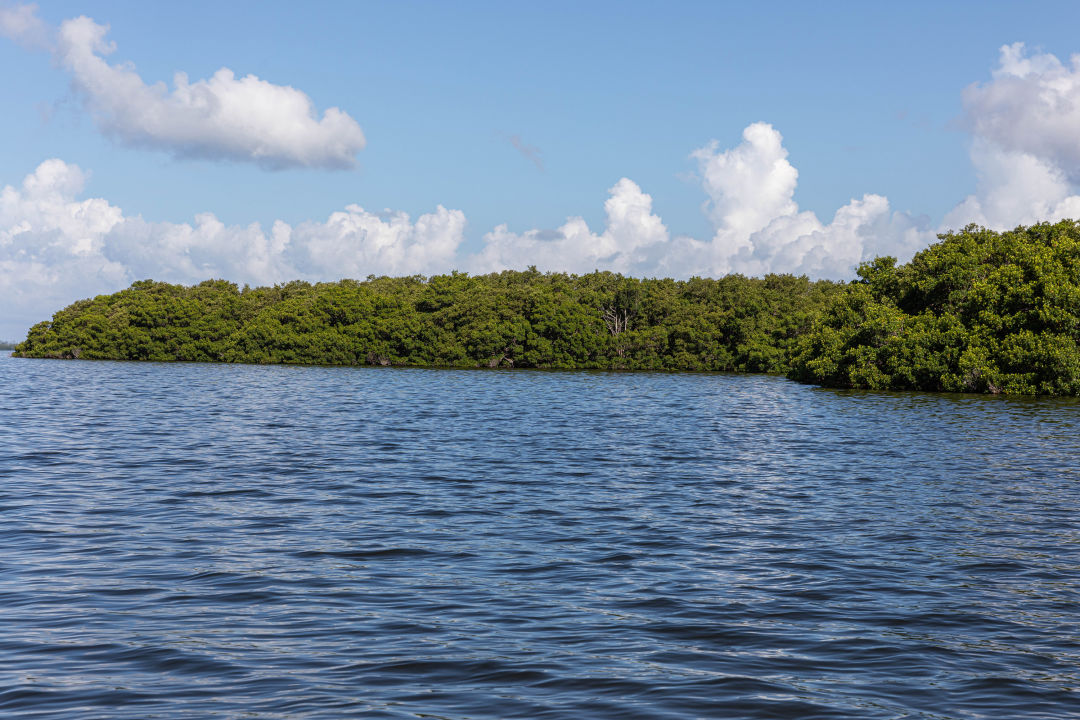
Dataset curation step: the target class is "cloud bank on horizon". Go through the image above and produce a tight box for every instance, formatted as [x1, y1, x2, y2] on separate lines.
[4, 3, 1080, 339]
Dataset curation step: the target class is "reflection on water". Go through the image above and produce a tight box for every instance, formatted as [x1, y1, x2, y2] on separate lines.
[1, 353, 1078, 718]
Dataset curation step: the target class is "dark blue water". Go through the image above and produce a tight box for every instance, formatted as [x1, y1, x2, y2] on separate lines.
[2, 352, 1079, 719]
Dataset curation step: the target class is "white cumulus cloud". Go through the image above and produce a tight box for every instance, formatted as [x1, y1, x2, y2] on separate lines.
[289, 204, 467, 280]
[682, 123, 931, 278]
[468, 178, 669, 276]
[0, 160, 128, 338]
[962, 42, 1080, 179]
[55, 15, 366, 169]
[1, 3, 367, 169]
[947, 43, 1080, 230]
[468, 126, 931, 281]
[942, 141, 1080, 231]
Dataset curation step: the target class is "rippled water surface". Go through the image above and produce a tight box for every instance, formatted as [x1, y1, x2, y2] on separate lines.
[2, 352, 1080, 719]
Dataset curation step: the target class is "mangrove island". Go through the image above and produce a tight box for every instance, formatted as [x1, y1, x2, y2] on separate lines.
[15, 221, 1080, 396]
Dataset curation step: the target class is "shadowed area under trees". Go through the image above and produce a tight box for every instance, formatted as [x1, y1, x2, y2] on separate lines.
[15, 221, 1080, 395]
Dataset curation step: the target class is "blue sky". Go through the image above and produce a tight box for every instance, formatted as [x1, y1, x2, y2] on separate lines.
[3, 1, 1080, 338]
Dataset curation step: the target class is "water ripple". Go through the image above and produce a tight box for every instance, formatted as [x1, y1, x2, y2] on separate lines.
[1, 353, 1079, 718]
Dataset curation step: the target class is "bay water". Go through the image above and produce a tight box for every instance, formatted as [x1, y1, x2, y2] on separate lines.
[1, 352, 1078, 718]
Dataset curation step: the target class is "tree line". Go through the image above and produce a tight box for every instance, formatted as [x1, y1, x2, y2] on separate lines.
[15, 221, 1080, 395]
[13, 269, 840, 374]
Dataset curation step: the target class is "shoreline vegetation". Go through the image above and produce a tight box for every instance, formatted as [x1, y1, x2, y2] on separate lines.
[14, 221, 1080, 395]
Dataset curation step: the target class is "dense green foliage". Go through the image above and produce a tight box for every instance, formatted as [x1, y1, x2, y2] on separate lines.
[789, 221, 1080, 395]
[18, 223, 1080, 394]
[14, 270, 840, 373]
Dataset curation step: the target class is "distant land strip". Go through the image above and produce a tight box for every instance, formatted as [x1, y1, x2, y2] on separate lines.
[14, 222, 1080, 395]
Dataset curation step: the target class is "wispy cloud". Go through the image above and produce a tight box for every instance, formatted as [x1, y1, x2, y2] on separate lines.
[0, 2, 49, 49]
[505, 133, 544, 171]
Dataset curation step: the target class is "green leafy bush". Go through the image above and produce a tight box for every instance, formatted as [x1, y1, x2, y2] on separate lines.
[788, 221, 1080, 395]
